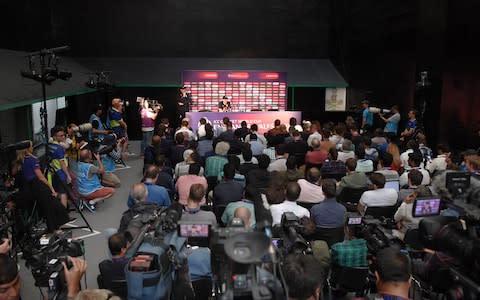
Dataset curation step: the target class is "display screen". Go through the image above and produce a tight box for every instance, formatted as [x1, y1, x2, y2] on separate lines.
[178, 224, 210, 238]
[412, 198, 441, 217]
[348, 217, 362, 225]
[183, 70, 287, 112]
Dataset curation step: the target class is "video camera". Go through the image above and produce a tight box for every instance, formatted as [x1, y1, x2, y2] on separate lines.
[22, 230, 84, 299]
[368, 107, 391, 114]
[137, 97, 163, 111]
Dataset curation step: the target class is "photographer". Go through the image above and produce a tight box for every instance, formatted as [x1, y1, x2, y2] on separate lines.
[89, 104, 111, 142]
[48, 125, 72, 209]
[77, 148, 115, 212]
[283, 254, 325, 300]
[379, 105, 401, 135]
[0, 254, 87, 300]
[99, 135, 124, 188]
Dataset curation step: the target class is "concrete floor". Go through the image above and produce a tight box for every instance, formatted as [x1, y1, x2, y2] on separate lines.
[19, 142, 143, 299]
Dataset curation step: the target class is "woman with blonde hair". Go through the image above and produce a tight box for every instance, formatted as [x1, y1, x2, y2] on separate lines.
[386, 143, 402, 171]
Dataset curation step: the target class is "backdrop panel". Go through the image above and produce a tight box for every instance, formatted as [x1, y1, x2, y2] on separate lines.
[186, 111, 301, 134]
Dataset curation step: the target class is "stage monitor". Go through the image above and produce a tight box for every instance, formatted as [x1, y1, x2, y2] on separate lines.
[446, 172, 470, 197]
[183, 70, 287, 112]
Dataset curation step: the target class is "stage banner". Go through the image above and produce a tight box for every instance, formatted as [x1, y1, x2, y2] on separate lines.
[186, 111, 302, 134]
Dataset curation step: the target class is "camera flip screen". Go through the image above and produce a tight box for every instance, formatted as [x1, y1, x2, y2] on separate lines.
[413, 198, 441, 217]
[348, 217, 362, 225]
[178, 223, 209, 238]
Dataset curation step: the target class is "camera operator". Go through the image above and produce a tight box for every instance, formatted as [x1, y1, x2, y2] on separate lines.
[0, 254, 87, 300]
[49, 125, 72, 209]
[89, 104, 111, 142]
[77, 148, 115, 212]
[283, 254, 325, 300]
[98, 232, 131, 298]
[379, 105, 401, 135]
[371, 247, 412, 300]
[331, 214, 368, 268]
[18, 141, 69, 232]
[108, 98, 128, 155]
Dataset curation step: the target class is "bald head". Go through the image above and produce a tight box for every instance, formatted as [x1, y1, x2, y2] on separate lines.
[234, 207, 252, 228]
[130, 183, 148, 203]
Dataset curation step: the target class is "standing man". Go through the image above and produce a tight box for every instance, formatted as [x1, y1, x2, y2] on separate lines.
[89, 104, 110, 142]
[177, 86, 191, 123]
[379, 105, 401, 135]
[48, 125, 72, 208]
[108, 98, 127, 137]
[361, 100, 373, 134]
[400, 109, 418, 141]
[140, 99, 159, 155]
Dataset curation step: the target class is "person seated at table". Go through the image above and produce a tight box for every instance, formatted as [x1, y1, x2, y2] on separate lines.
[218, 96, 232, 112]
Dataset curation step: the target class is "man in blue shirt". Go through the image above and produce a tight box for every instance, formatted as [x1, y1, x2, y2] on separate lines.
[401, 109, 418, 141]
[310, 178, 346, 227]
[127, 165, 171, 208]
[361, 100, 373, 133]
[379, 105, 401, 135]
[48, 125, 72, 208]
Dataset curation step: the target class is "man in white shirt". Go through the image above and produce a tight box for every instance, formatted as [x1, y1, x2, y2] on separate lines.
[267, 145, 288, 172]
[245, 124, 267, 146]
[337, 139, 355, 162]
[400, 140, 419, 171]
[270, 182, 310, 225]
[307, 123, 322, 147]
[426, 144, 450, 176]
[399, 152, 431, 187]
[358, 173, 398, 213]
[297, 167, 325, 203]
[175, 118, 196, 141]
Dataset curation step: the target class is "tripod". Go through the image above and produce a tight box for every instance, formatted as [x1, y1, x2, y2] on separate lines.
[44, 162, 93, 233]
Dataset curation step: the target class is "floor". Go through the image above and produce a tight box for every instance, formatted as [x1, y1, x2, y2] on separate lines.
[19, 142, 143, 300]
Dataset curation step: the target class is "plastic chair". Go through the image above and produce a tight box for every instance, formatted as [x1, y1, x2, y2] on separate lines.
[310, 226, 345, 248]
[364, 205, 397, 219]
[328, 265, 369, 298]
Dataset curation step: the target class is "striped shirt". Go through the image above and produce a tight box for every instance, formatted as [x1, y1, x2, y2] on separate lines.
[205, 155, 228, 177]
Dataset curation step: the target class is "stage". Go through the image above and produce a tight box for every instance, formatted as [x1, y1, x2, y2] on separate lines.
[186, 111, 302, 134]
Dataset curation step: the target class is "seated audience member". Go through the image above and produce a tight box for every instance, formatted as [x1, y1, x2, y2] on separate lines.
[174, 150, 204, 180]
[386, 142, 402, 171]
[321, 147, 347, 180]
[358, 173, 398, 213]
[337, 158, 369, 195]
[222, 186, 256, 227]
[270, 182, 310, 225]
[205, 141, 230, 178]
[417, 133, 433, 166]
[285, 130, 308, 167]
[170, 133, 188, 167]
[155, 124, 174, 156]
[364, 137, 379, 161]
[310, 179, 346, 228]
[331, 213, 368, 267]
[217, 155, 246, 187]
[283, 255, 325, 300]
[305, 138, 328, 166]
[375, 152, 400, 182]
[234, 206, 253, 228]
[154, 156, 175, 194]
[265, 171, 288, 205]
[98, 232, 131, 294]
[239, 148, 259, 176]
[246, 154, 271, 190]
[400, 139, 420, 171]
[248, 133, 266, 156]
[120, 183, 161, 235]
[280, 157, 304, 184]
[355, 144, 374, 173]
[228, 130, 244, 155]
[245, 124, 267, 145]
[426, 144, 450, 175]
[77, 148, 115, 212]
[399, 152, 431, 187]
[181, 184, 217, 225]
[213, 163, 244, 206]
[373, 247, 412, 300]
[394, 185, 433, 240]
[234, 121, 250, 141]
[337, 139, 355, 162]
[288, 117, 303, 134]
[371, 128, 388, 149]
[267, 144, 288, 172]
[143, 135, 161, 170]
[397, 169, 423, 205]
[197, 123, 214, 157]
[127, 166, 171, 208]
[176, 163, 208, 205]
[217, 121, 234, 142]
[0, 254, 87, 300]
[307, 122, 322, 147]
[296, 167, 325, 204]
[349, 126, 364, 147]
[329, 124, 346, 150]
[175, 118, 196, 141]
